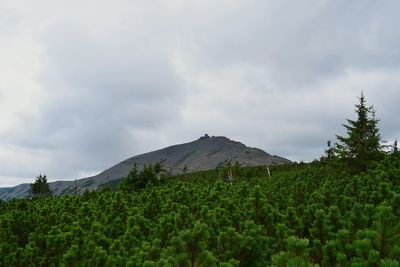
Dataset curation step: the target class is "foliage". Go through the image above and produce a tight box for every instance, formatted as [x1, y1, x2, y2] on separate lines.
[118, 163, 167, 192]
[28, 174, 53, 199]
[271, 236, 318, 267]
[1, 154, 400, 266]
[335, 93, 385, 172]
[393, 139, 398, 154]
[217, 161, 242, 183]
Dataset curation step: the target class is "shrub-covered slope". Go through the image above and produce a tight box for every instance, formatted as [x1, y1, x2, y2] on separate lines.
[1, 155, 400, 266]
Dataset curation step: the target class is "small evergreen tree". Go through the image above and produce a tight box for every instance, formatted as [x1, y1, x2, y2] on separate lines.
[118, 163, 139, 192]
[119, 163, 167, 192]
[324, 140, 333, 159]
[29, 174, 53, 199]
[335, 93, 384, 172]
[183, 165, 188, 180]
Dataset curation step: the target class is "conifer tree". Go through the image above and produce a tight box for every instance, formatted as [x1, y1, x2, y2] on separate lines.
[324, 140, 333, 159]
[183, 165, 188, 180]
[393, 139, 398, 154]
[29, 174, 53, 199]
[335, 93, 384, 172]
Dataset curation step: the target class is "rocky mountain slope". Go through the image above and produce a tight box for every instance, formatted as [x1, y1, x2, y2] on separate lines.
[0, 136, 291, 200]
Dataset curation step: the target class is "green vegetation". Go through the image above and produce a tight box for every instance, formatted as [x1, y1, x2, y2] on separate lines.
[118, 163, 168, 192]
[28, 174, 53, 199]
[0, 94, 399, 266]
[334, 93, 385, 173]
[1, 158, 399, 266]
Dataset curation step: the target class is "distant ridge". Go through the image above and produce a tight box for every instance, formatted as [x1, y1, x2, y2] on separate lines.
[0, 136, 291, 200]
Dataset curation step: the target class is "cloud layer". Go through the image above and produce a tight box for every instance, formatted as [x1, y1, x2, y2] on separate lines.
[1, 0, 400, 186]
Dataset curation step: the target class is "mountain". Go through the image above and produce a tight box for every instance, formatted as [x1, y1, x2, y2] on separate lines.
[0, 136, 291, 200]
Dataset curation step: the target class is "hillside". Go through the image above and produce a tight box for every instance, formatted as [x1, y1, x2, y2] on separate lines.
[0, 136, 290, 200]
[1, 155, 399, 266]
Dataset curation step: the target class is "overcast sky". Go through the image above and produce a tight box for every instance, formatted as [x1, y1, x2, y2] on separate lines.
[1, 0, 400, 187]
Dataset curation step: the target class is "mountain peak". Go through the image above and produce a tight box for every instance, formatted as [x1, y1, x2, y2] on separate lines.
[198, 135, 249, 146]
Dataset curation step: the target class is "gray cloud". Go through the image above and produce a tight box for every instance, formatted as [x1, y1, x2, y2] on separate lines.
[1, 0, 400, 186]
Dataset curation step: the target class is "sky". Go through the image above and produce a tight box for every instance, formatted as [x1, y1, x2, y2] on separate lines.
[1, 0, 400, 187]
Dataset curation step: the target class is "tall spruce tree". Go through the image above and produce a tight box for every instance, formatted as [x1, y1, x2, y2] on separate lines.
[335, 93, 384, 172]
